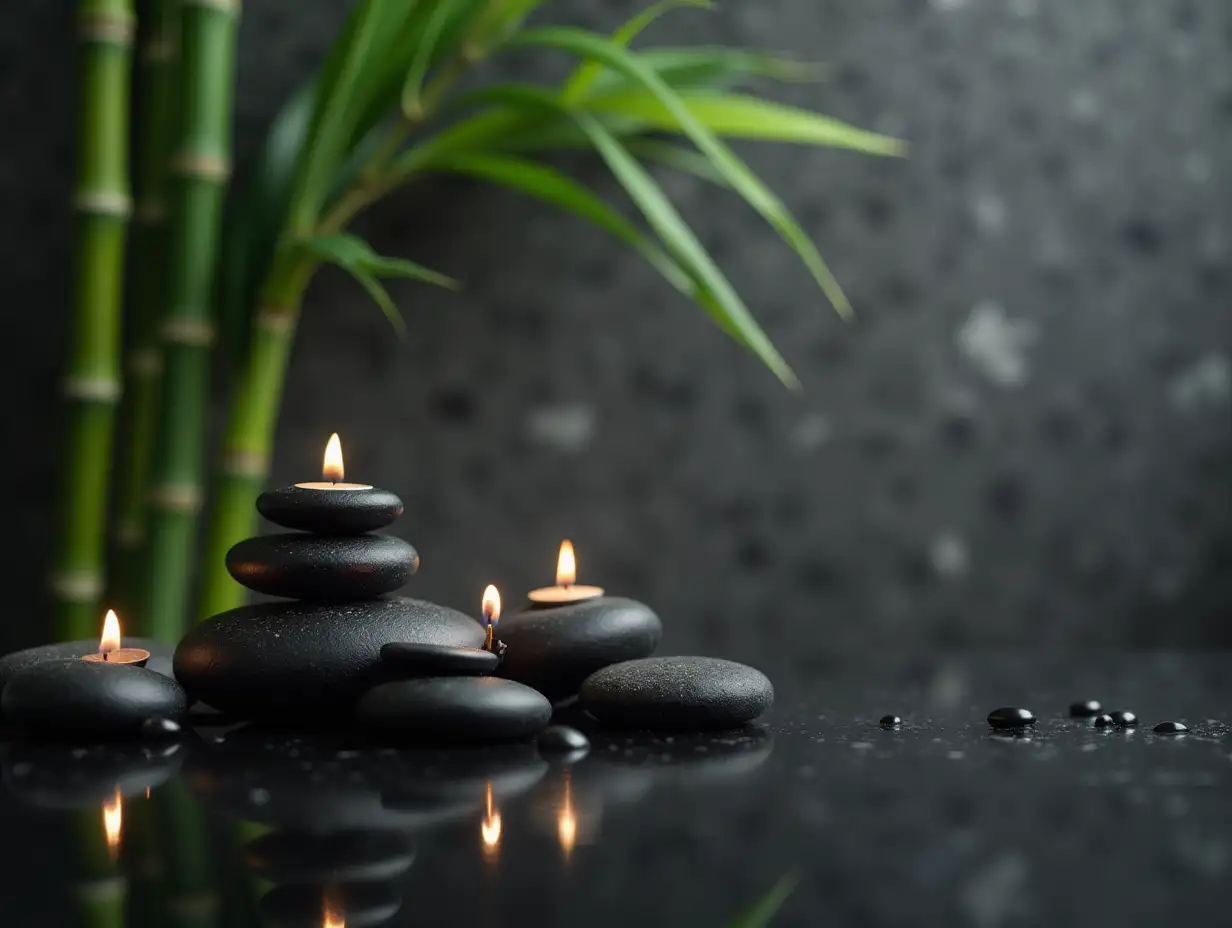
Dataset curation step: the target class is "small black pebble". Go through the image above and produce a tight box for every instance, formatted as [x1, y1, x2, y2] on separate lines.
[1093, 714, 1115, 728]
[1068, 700, 1102, 717]
[1153, 720, 1188, 734]
[140, 717, 182, 740]
[1109, 710, 1138, 727]
[987, 707, 1036, 729]
[537, 725, 589, 752]
[879, 714, 902, 728]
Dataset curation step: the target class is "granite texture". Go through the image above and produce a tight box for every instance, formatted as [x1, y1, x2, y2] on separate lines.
[0, 1, 1230, 661]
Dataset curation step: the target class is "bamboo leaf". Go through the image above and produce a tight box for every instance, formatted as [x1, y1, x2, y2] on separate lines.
[562, 0, 713, 103]
[625, 138, 727, 185]
[402, 0, 473, 119]
[512, 25, 854, 319]
[353, 269, 409, 338]
[595, 46, 826, 92]
[722, 875, 798, 928]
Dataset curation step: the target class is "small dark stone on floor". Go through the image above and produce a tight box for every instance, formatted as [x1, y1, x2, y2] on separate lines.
[1093, 714, 1115, 728]
[380, 642, 498, 677]
[879, 715, 902, 728]
[987, 707, 1036, 729]
[1109, 710, 1139, 727]
[537, 725, 589, 752]
[1069, 699, 1102, 717]
[1153, 720, 1188, 734]
[357, 676, 552, 742]
[140, 717, 181, 739]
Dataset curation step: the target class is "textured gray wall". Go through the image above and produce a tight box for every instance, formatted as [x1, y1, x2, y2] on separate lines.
[2, 1, 1230, 663]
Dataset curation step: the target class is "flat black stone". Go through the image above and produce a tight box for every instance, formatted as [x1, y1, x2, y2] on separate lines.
[1069, 699, 1102, 717]
[259, 880, 400, 928]
[0, 639, 174, 707]
[1, 660, 187, 740]
[226, 533, 418, 600]
[357, 677, 552, 742]
[245, 831, 415, 883]
[380, 642, 498, 677]
[578, 657, 774, 730]
[1153, 720, 1188, 734]
[175, 597, 484, 721]
[537, 724, 590, 752]
[1110, 710, 1139, 727]
[987, 707, 1036, 729]
[496, 597, 662, 701]
[1093, 713, 1115, 728]
[258, 485, 404, 534]
[879, 714, 902, 728]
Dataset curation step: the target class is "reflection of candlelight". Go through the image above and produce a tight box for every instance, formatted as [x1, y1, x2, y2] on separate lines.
[557, 771, 577, 860]
[481, 782, 501, 861]
[323, 890, 345, 928]
[103, 788, 123, 860]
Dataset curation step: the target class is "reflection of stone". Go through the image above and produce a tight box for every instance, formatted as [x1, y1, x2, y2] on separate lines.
[245, 831, 415, 884]
[260, 880, 401, 927]
[0, 741, 182, 808]
[358, 677, 551, 742]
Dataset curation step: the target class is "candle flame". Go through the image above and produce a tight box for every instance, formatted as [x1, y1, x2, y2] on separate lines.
[481, 782, 501, 859]
[103, 788, 122, 859]
[556, 540, 577, 587]
[557, 772, 577, 859]
[100, 609, 121, 655]
[322, 433, 345, 482]
[482, 585, 501, 624]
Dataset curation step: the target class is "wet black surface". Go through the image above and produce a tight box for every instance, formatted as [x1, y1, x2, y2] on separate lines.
[1, 653, 1229, 927]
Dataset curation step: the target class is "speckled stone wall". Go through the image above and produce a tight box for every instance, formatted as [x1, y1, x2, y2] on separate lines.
[2, 1, 1229, 661]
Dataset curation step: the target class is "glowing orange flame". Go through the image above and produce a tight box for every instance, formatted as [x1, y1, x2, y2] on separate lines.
[323, 433, 345, 482]
[103, 788, 122, 859]
[482, 585, 501, 624]
[557, 772, 577, 859]
[481, 782, 501, 859]
[556, 540, 577, 587]
[323, 890, 345, 928]
[100, 609, 121, 656]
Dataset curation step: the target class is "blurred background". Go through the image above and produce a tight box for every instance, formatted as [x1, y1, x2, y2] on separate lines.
[2, 0, 1230, 664]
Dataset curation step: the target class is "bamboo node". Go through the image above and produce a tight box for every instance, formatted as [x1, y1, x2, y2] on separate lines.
[63, 376, 122, 403]
[171, 151, 231, 182]
[223, 449, 270, 477]
[77, 12, 136, 45]
[73, 876, 127, 903]
[128, 349, 163, 377]
[149, 484, 204, 512]
[162, 318, 216, 347]
[255, 306, 295, 333]
[74, 190, 132, 218]
[169, 893, 220, 917]
[49, 571, 104, 602]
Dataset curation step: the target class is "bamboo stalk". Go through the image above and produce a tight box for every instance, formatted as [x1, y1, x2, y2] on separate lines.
[111, 0, 180, 616]
[158, 779, 221, 928]
[53, 0, 135, 641]
[141, 0, 240, 641]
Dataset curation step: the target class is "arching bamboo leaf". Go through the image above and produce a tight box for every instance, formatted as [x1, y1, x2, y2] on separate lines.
[592, 46, 825, 93]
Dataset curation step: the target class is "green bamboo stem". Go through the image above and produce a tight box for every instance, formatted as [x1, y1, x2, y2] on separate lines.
[53, 0, 135, 641]
[112, 0, 180, 615]
[68, 807, 128, 928]
[141, 0, 240, 641]
[158, 779, 221, 928]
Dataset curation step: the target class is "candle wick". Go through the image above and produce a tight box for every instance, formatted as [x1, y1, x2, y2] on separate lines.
[102, 651, 109, 662]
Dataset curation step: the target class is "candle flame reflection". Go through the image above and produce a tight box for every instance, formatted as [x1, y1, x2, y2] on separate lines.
[323, 433, 345, 482]
[557, 771, 577, 859]
[323, 888, 345, 928]
[482, 585, 501, 624]
[481, 782, 501, 861]
[556, 540, 577, 587]
[103, 788, 122, 859]
[100, 609, 121, 655]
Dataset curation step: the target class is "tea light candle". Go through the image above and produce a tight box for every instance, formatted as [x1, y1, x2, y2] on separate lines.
[81, 610, 150, 667]
[527, 540, 604, 605]
[294, 432, 372, 491]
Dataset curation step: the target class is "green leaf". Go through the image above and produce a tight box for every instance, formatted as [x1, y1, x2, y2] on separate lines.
[401, 0, 467, 119]
[723, 875, 798, 928]
[512, 25, 854, 319]
[587, 90, 906, 155]
[624, 138, 727, 185]
[353, 268, 408, 337]
[562, 0, 713, 103]
[595, 46, 826, 93]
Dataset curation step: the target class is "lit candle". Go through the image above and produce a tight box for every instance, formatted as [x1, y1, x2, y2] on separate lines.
[527, 540, 605, 605]
[482, 585, 501, 653]
[81, 610, 150, 667]
[295, 432, 373, 491]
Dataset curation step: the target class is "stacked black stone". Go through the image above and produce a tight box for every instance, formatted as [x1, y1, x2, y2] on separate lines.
[175, 487, 485, 723]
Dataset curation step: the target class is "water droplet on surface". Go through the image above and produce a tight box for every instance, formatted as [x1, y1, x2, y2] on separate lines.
[1154, 721, 1188, 734]
[987, 707, 1036, 729]
[1110, 710, 1139, 727]
[879, 714, 902, 728]
[1069, 700, 1102, 718]
[1093, 714, 1115, 728]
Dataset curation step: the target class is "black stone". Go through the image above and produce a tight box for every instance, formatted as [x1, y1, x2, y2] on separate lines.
[357, 677, 552, 742]
[1069, 699, 1103, 717]
[537, 724, 590, 752]
[987, 707, 1036, 729]
[140, 717, 182, 739]
[175, 597, 484, 721]
[879, 714, 902, 728]
[380, 642, 498, 677]
[0, 638, 175, 703]
[1109, 710, 1139, 727]
[578, 657, 774, 730]
[1153, 720, 1188, 734]
[1093, 713, 1115, 728]
[497, 597, 662, 701]
[257, 485, 404, 534]
[260, 881, 400, 928]
[1, 742, 182, 808]
[245, 831, 415, 883]
[1, 660, 187, 739]
[226, 533, 418, 601]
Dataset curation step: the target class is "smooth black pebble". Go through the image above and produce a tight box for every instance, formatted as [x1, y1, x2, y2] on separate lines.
[140, 717, 181, 740]
[1109, 710, 1138, 727]
[879, 714, 902, 728]
[1153, 720, 1188, 734]
[1069, 699, 1102, 717]
[257, 485, 404, 534]
[380, 642, 498, 677]
[175, 597, 484, 721]
[987, 707, 1036, 729]
[0, 638, 175, 701]
[537, 725, 590, 752]
[1093, 714, 1115, 728]
[497, 597, 662, 700]
[226, 533, 418, 600]
[245, 831, 415, 883]
[2, 660, 187, 739]
[579, 657, 773, 730]
[357, 677, 552, 742]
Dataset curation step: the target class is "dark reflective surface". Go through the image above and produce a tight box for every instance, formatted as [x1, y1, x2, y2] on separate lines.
[2, 654, 1230, 927]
